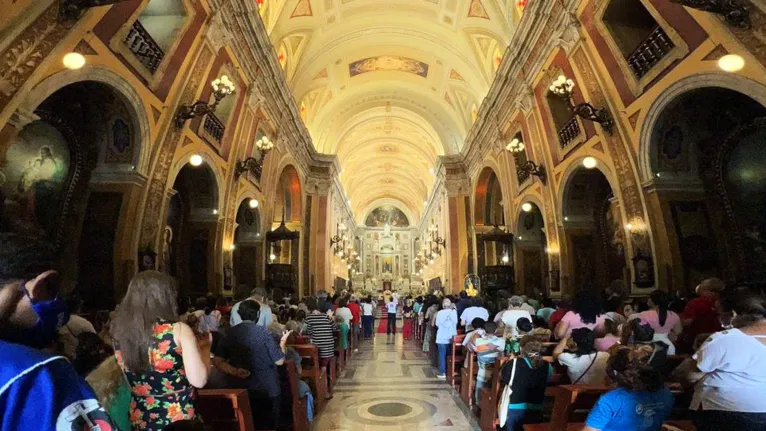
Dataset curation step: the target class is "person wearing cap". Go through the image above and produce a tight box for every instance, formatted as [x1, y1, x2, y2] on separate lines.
[434, 298, 458, 378]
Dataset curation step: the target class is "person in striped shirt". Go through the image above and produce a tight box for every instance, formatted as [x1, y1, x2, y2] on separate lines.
[303, 297, 337, 399]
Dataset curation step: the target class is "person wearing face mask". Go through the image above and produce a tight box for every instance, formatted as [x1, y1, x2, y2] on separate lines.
[0, 233, 118, 430]
[681, 292, 766, 431]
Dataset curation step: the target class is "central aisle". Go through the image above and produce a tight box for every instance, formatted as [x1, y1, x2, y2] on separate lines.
[311, 334, 482, 430]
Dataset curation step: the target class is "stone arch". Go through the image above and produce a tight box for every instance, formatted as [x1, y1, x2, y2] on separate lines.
[638, 72, 766, 184]
[274, 164, 304, 223]
[169, 147, 225, 212]
[474, 166, 505, 226]
[16, 65, 153, 175]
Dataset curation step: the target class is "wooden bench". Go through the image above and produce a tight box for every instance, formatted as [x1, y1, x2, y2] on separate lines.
[197, 389, 256, 431]
[281, 359, 310, 431]
[291, 344, 329, 413]
[460, 351, 479, 408]
[448, 334, 467, 389]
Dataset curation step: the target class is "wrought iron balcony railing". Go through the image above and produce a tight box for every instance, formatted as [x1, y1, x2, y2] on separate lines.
[203, 113, 226, 143]
[627, 26, 674, 79]
[558, 116, 581, 149]
[124, 20, 165, 74]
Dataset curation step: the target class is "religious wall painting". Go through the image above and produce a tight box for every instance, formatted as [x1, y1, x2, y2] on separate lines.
[104, 116, 133, 164]
[382, 256, 393, 274]
[0, 121, 71, 238]
[349, 56, 429, 78]
[365, 205, 410, 227]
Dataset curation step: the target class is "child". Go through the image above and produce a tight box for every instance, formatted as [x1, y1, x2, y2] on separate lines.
[530, 316, 552, 342]
[335, 315, 350, 351]
[472, 321, 505, 405]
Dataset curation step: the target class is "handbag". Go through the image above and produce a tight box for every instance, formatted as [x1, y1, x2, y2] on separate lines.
[498, 358, 518, 427]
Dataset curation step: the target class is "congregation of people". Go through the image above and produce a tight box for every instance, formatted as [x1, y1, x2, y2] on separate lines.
[2, 231, 766, 431]
[416, 280, 766, 431]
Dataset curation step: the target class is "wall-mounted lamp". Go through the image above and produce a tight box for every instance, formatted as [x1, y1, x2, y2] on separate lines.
[189, 154, 203, 167]
[582, 156, 598, 169]
[248, 199, 259, 209]
[62, 52, 86, 70]
[521, 202, 533, 212]
[176, 75, 235, 128]
[671, 0, 749, 29]
[235, 136, 274, 179]
[505, 137, 546, 184]
[550, 75, 614, 135]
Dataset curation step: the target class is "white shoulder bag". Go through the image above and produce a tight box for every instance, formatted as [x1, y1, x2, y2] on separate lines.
[497, 358, 518, 427]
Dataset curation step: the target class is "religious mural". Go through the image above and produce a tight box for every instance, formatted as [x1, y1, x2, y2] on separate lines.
[365, 205, 409, 227]
[0, 121, 70, 238]
[349, 56, 429, 78]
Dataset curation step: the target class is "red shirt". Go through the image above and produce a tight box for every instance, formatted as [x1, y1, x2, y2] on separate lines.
[348, 302, 362, 324]
[683, 295, 721, 339]
[549, 307, 569, 331]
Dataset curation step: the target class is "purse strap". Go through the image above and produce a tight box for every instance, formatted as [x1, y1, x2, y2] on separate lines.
[572, 353, 597, 385]
[507, 357, 518, 388]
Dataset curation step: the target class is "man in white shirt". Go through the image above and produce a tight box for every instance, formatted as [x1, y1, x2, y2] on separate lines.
[500, 296, 532, 336]
[386, 297, 398, 339]
[230, 287, 273, 327]
[361, 298, 376, 339]
[518, 295, 536, 314]
[392, 290, 400, 304]
[460, 298, 489, 329]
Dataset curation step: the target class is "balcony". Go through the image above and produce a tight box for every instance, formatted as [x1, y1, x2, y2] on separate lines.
[516, 167, 531, 185]
[627, 26, 674, 79]
[558, 116, 581, 149]
[203, 113, 226, 143]
[249, 162, 263, 183]
[124, 20, 165, 74]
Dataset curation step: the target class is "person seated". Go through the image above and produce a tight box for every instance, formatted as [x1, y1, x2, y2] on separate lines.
[554, 291, 607, 339]
[516, 317, 534, 339]
[553, 327, 609, 385]
[463, 317, 488, 351]
[472, 321, 506, 406]
[583, 346, 674, 431]
[535, 298, 556, 324]
[501, 296, 533, 338]
[594, 318, 621, 352]
[0, 233, 119, 430]
[499, 337, 553, 431]
[617, 319, 667, 373]
[530, 316, 552, 342]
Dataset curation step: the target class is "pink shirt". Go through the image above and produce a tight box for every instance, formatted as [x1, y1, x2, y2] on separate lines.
[560, 311, 607, 336]
[637, 309, 680, 334]
[594, 334, 620, 352]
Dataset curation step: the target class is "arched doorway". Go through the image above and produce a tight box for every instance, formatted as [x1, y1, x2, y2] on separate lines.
[1, 81, 142, 310]
[164, 161, 219, 297]
[267, 165, 303, 297]
[233, 198, 261, 292]
[515, 202, 548, 296]
[562, 166, 626, 293]
[474, 167, 514, 296]
[647, 87, 766, 289]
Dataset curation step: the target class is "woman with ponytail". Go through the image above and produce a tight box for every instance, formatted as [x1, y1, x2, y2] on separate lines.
[637, 290, 682, 354]
[499, 336, 552, 431]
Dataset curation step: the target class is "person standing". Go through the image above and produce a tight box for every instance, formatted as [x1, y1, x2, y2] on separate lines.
[347, 295, 362, 350]
[361, 297, 375, 339]
[113, 271, 211, 430]
[435, 298, 458, 379]
[304, 298, 336, 399]
[637, 290, 682, 354]
[386, 296, 398, 340]
[680, 278, 724, 352]
[214, 300, 290, 430]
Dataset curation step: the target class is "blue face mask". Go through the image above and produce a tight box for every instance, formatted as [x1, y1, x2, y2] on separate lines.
[6, 285, 69, 349]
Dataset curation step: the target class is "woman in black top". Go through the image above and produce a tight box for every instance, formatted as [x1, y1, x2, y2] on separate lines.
[500, 336, 552, 431]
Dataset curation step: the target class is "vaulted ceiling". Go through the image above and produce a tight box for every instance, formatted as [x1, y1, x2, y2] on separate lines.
[260, 0, 520, 223]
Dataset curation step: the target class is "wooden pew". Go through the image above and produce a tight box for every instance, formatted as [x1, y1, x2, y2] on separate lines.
[479, 357, 510, 431]
[197, 389, 256, 431]
[448, 334, 467, 389]
[291, 344, 329, 413]
[282, 360, 311, 431]
[460, 351, 478, 408]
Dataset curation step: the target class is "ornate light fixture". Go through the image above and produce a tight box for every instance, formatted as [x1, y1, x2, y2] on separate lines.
[59, 0, 128, 22]
[235, 136, 275, 178]
[670, 0, 750, 29]
[175, 75, 235, 127]
[549, 75, 614, 135]
[505, 137, 547, 184]
[330, 222, 347, 256]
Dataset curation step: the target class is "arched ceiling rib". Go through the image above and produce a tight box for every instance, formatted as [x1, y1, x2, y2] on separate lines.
[262, 0, 516, 223]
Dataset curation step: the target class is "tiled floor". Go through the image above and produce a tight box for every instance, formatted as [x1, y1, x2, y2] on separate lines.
[311, 333, 481, 431]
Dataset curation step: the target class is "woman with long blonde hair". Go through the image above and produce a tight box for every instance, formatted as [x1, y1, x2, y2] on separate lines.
[112, 271, 211, 430]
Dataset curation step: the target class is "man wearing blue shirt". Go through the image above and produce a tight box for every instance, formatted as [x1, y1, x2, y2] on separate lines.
[0, 233, 118, 431]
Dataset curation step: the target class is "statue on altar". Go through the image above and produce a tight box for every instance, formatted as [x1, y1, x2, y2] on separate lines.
[464, 274, 480, 297]
[382, 222, 392, 237]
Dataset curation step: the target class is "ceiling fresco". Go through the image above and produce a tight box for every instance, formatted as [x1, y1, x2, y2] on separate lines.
[260, 0, 518, 223]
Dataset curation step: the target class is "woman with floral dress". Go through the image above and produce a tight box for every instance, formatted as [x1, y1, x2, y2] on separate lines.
[112, 271, 211, 430]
